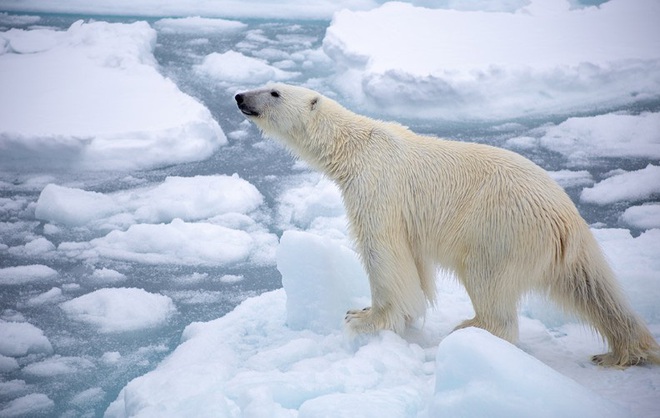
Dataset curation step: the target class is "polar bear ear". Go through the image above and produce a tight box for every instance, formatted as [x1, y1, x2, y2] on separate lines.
[310, 96, 319, 111]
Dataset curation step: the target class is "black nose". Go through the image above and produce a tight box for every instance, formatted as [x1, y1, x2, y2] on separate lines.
[235, 93, 244, 104]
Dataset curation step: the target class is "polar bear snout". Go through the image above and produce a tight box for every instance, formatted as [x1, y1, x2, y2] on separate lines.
[235, 93, 260, 117]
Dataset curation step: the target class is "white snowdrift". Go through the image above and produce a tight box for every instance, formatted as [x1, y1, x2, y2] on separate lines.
[0, 20, 226, 170]
[323, 0, 660, 120]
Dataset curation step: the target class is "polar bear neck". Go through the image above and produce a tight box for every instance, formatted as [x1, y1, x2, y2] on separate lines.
[288, 98, 384, 183]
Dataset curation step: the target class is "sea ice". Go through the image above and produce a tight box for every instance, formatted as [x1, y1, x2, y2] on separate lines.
[153, 16, 247, 34]
[0, 265, 57, 286]
[60, 288, 177, 333]
[323, 0, 660, 120]
[0, 321, 53, 357]
[22, 355, 95, 377]
[0, 20, 226, 170]
[195, 50, 299, 85]
[0, 393, 54, 417]
[580, 164, 660, 205]
[620, 204, 660, 230]
[278, 230, 369, 333]
[430, 328, 628, 418]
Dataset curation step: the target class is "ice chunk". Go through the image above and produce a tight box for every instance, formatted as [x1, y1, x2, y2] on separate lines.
[0, 355, 19, 372]
[0, 393, 54, 417]
[323, 0, 660, 120]
[70, 387, 106, 408]
[0, 265, 57, 285]
[538, 112, 660, 164]
[35, 184, 120, 227]
[581, 164, 660, 205]
[60, 288, 177, 333]
[0, 21, 225, 171]
[620, 204, 660, 230]
[35, 174, 263, 227]
[547, 170, 594, 189]
[59, 218, 261, 266]
[90, 268, 127, 284]
[278, 230, 369, 333]
[194, 50, 298, 84]
[154, 16, 247, 33]
[22, 355, 95, 377]
[25, 287, 63, 307]
[430, 328, 628, 418]
[0, 321, 53, 357]
[0, 380, 29, 398]
[277, 175, 346, 240]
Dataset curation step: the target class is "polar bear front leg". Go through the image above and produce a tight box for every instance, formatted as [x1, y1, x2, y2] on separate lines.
[344, 238, 426, 335]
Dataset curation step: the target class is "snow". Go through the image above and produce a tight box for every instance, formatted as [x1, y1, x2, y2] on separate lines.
[0, 20, 225, 171]
[0, 2, 658, 416]
[621, 204, 660, 230]
[430, 328, 627, 418]
[25, 287, 63, 307]
[195, 51, 299, 85]
[105, 230, 659, 417]
[33, 174, 278, 266]
[537, 112, 660, 164]
[0, 393, 54, 417]
[35, 175, 264, 227]
[580, 165, 660, 204]
[0, 321, 53, 357]
[22, 355, 95, 377]
[278, 231, 369, 334]
[0, 265, 57, 285]
[153, 16, 247, 34]
[323, 0, 660, 120]
[60, 288, 177, 333]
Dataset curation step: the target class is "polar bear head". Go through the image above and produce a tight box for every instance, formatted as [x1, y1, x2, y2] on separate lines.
[235, 83, 321, 143]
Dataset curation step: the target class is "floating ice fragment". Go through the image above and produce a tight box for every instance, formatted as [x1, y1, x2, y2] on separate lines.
[60, 288, 177, 333]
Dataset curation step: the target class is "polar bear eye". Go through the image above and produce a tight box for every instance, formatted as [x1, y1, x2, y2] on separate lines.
[270, 91, 280, 98]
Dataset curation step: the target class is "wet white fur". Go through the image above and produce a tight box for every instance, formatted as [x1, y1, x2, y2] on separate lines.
[238, 83, 659, 367]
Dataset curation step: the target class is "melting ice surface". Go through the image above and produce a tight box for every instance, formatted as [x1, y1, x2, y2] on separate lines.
[0, 0, 659, 416]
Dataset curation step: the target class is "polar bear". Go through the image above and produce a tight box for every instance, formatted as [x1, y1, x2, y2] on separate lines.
[235, 83, 659, 367]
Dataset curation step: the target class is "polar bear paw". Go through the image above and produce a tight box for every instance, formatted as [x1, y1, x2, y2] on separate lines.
[345, 306, 407, 334]
[345, 307, 380, 334]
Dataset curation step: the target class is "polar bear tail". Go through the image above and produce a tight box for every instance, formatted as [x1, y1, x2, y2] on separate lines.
[550, 230, 660, 367]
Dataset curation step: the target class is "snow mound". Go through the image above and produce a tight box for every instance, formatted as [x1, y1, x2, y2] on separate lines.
[0, 393, 54, 417]
[581, 164, 660, 205]
[195, 50, 299, 85]
[35, 174, 278, 266]
[22, 355, 95, 377]
[35, 175, 264, 227]
[430, 328, 628, 418]
[323, 0, 660, 120]
[60, 288, 177, 333]
[0, 321, 53, 357]
[620, 204, 660, 230]
[0, 20, 225, 171]
[0, 265, 57, 285]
